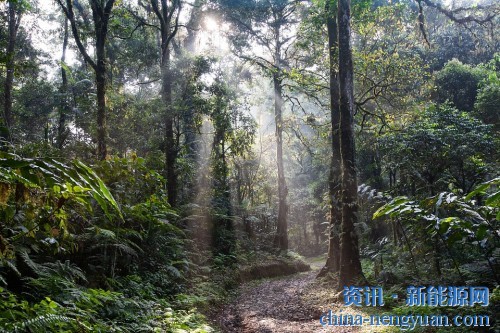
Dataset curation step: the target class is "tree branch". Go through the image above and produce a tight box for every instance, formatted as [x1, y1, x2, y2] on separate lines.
[56, 0, 97, 70]
[420, 0, 498, 25]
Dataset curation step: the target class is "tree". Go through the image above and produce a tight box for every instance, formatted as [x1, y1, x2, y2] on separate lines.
[337, 0, 363, 286]
[319, 0, 341, 275]
[474, 55, 500, 131]
[217, 0, 304, 251]
[56, 0, 117, 160]
[57, 18, 70, 149]
[380, 104, 495, 196]
[476, 83, 500, 132]
[299, 0, 426, 275]
[14, 80, 57, 143]
[434, 59, 487, 112]
[1, 0, 23, 144]
[209, 76, 235, 255]
[150, 0, 181, 207]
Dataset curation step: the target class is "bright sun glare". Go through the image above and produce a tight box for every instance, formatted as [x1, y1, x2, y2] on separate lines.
[204, 16, 219, 31]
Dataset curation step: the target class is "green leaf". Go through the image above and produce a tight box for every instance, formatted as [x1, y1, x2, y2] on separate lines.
[0, 153, 121, 221]
[73, 161, 122, 220]
[373, 196, 410, 219]
[476, 225, 488, 240]
[485, 191, 500, 207]
[465, 177, 500, 201]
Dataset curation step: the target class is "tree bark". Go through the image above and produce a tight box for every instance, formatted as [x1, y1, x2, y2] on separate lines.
[320, 0, 341, 276]
[91, 1, 113, 161]
[95, 62, 107, 160]
[182, 0, 203, 159]
[151, 0, 181, 208]
[2, 1, 21, 144]
[211, 97, 233, 255]
[273, 24, 288, 251]
[183, 0, 203, 53]
[274, 74, 288, 251]
[57, 0, 115, 160]
[338, 0, 363, 287]
[162, 48, 177, 207]
[58, 19, 70, 149]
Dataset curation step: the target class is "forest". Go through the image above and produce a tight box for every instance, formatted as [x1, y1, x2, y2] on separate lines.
[0, 0, 498, 332]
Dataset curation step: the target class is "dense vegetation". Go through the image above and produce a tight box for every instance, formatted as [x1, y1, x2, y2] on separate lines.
[0, 0, 498, 332]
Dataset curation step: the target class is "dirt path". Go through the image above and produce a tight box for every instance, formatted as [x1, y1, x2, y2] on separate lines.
[217, 259, 361, 333]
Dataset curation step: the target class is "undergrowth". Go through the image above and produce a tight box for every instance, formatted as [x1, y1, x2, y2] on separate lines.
[0, 154, 308, 332]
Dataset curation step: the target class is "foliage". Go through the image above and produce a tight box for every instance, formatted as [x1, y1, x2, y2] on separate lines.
[0, 152, 122, 284]
[422, 6, 498, 71]
[0, 153, 215, 331]
[475, 83, 500, 130]
[0, 283, 215, 333]
[1, 0, 499, 330]
[0, 288, 75, 333]
[434, 59, 488, 112]
[379, 104, 495, 195]
[474, 54, 500, 130]
[353, 2, 431, 131]
[373, 177, 500, 285]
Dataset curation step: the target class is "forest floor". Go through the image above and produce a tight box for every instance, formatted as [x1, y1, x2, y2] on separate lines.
[216, 256, 379, 333]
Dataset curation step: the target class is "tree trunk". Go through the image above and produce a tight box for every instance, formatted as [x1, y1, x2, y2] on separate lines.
[338, 0, 363, 287]
[151, 0, 180, 208]
[160, 33, 177, 209]
[58, 0, 115, 160]
[273, 72, 288, 252]
[58, 19, 70, 149]
[211, 114, 233, 255]
[272, 21, 288, 252]
[95, 63, 107, 160]
[182, 0, 202, 166]
[183, 0, 203, 53]
[180, 6, 203, 201]
[94, 10, 109, 161]
[321, 0, 341, 276]
[2, 1, 21, 143]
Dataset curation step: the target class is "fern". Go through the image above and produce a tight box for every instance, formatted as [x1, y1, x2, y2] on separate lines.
[13, 314, 74, 333]
[0, 152, 122, 220]
[0, 259, 20, 277]
[20, 251, 87, 284]
[108, 242, 139, 257]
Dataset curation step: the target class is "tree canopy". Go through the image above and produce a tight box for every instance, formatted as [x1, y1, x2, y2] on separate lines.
[0, 0, 498, 331]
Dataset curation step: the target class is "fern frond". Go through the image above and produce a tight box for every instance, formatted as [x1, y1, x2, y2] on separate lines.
[1, 259, 20, 277]
[14, 314, 74, 332]
[18, 250, 39, 273]
[43, 260, 87, 283]
[92, 227, 117, 239]
[109, 243, 139, 257]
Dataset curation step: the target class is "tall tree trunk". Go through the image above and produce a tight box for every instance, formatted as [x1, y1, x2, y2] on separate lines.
[57, 0, 115, 160]
[320, 0, 341, 276]
[58, 19, 70, 149]
[338, 0, 363, 286]
[162, 39, 175, 209]
[182, 0, 203, 160]
[152, 0, 180, 208]
[273, 33, 288, 251]
[95, 62, 107, 160]
[162, 47, 177, 207]
[183, 0, 203, 53]
[211, 111, 233, 255]
[94, 11, 109, 161]
[180, 3, 203, 203]
[2, 1, 21, 144]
